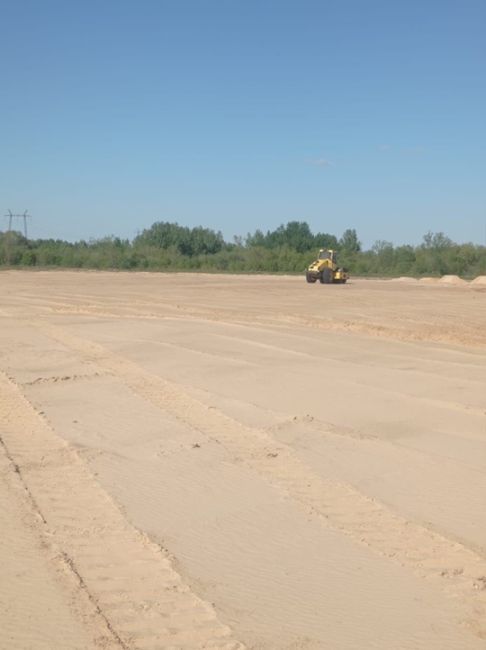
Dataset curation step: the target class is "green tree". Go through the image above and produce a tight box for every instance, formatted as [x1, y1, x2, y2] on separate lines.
[339, 229, 361, 253]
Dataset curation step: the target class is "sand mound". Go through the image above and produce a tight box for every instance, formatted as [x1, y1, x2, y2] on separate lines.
[438, 275, 467, 285]
[418, 277, 439, 284]
[390, 276, 418, 283]
[471, 275, 486, 285]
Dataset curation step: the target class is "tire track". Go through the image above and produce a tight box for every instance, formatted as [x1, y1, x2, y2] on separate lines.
[197, 330, 486, 422]
[38, 289, 486, 350]
[0, 434, 120, 650]
[0, 371, 245, 650]
[38, 322, 486, 640]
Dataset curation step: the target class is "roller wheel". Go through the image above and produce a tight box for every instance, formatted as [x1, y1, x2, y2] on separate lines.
[320, 268, 333, 284]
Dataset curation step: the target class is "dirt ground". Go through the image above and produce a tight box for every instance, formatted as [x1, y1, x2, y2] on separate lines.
[1, 270, 486, 650]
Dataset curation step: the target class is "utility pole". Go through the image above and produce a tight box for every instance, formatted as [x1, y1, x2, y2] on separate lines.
[3, 211, 32, 266]
[5, 210, 31, 238]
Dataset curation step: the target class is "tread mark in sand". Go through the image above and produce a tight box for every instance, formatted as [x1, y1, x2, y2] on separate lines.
[0, 371, 245, 650]
[35, 322, 486, 641]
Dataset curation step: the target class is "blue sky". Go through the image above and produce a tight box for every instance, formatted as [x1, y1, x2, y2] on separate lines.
[1, 0, 485, 248]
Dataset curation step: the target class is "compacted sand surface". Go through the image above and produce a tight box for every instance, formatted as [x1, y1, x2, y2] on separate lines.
[1, 271, 486, 650]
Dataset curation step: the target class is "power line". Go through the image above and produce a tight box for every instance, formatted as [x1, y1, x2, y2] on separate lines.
[5, 210, 32, 238]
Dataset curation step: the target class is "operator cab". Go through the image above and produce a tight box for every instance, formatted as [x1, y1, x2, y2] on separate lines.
[318, 249, 336, 263]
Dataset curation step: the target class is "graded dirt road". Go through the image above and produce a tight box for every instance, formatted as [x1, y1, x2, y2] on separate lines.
[1, 270, 486, 650]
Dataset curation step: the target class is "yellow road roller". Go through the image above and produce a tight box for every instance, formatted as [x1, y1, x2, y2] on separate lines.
[305, 249, 348, 284]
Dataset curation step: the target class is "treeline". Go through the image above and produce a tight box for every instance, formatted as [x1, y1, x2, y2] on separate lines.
[1, 221, 485, 277]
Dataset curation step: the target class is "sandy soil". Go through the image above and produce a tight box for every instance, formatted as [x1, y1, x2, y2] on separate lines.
[1, 270, 486, 650]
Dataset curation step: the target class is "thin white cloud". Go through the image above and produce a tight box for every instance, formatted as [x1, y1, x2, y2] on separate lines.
[403, 145, 425, 154]
[378, 144, 391, 151]
[308, 157, 334, 168]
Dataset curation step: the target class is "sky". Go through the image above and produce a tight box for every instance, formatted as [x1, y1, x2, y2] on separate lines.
[1, 0, 485, 248]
